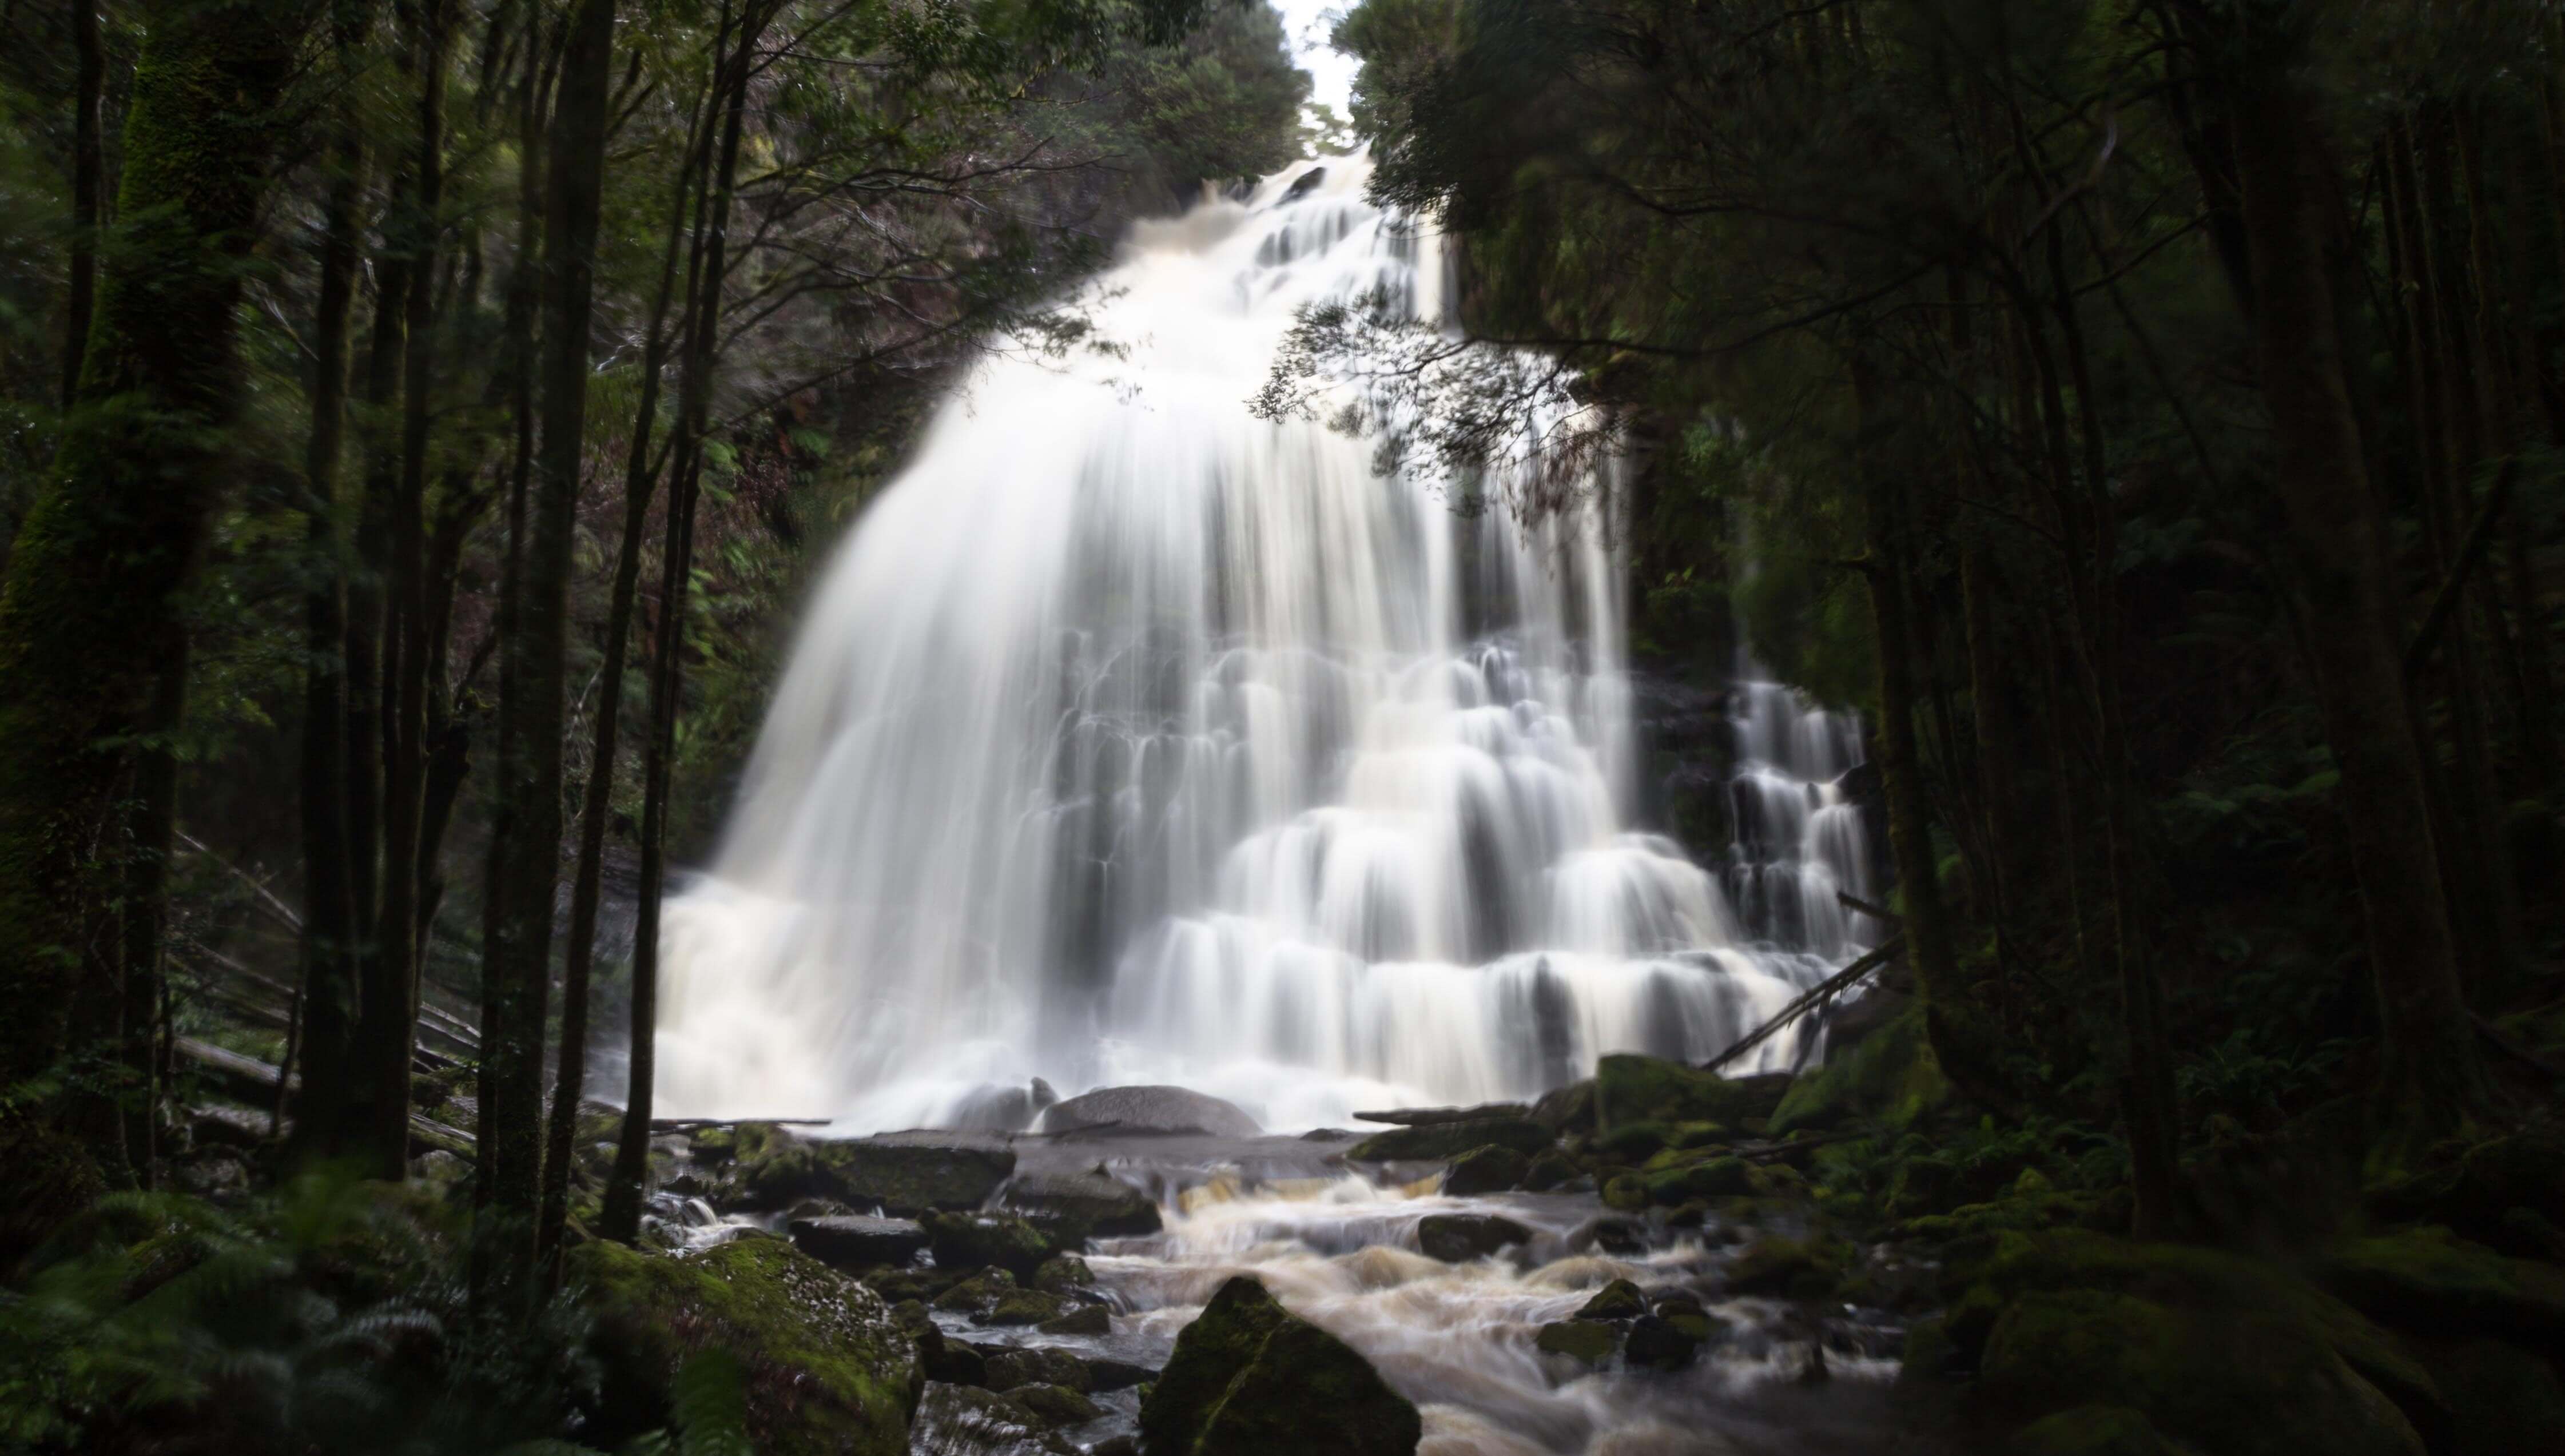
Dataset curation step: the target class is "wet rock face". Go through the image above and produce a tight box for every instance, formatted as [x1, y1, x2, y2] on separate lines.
[732, 1129, 1016, 1215]
[1140, 1276, 1420, 1456]
[1440, 1144, 1531, 1196]
[987, 1344, 1094, 1394]
[1417, 1213, 1533, 1263]
[911, 1383, 1079, 1456]
[1037, 1085, 1262, 1139]
[999, 1168, 1163, 1236]
[787, 1214, 927, 1270]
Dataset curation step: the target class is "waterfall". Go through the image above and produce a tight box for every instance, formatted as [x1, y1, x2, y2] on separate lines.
[654, 156, 1873, 1131]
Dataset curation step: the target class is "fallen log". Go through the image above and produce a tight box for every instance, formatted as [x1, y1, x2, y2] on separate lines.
[1698, 937, 1904, 1075]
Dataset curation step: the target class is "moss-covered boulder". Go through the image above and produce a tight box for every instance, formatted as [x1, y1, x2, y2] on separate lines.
[2366, 1127, 2565, 1258]
[789, 1214, 928, 1270]
[1013, 1383, 1105, 1430]
[924, 1211, 1069, 1280]
[1723, 1234, 1852, 1299]
[977, 1288, 1071, 1327]
[1442, 1144, 1530, 1195]
[570, 1236, 920, 1456]
[1977, 1287, 2421, 1456]
[2315, 1226, 2565, 1344]
[1521, 1147, 1581, 1191]
[2407, 1335, 2565, 1456]
[1346, 1116, 1553, 1161]
[2007, 1404, 2195, 1456]
[1645, 1154, 1753, 1205]
[1140, 1276, 1419, 1456]
[1535, 1319, 1618, 1367]
[933, 1267, 1020, 1316]
[1593, 1056, 1790, 1131]
[1576, 1278, 1648, 1320]
[1038, 1302, 1110, 1335]
[1032, 1253, 1093, 1293]
[1601, 1173, 1648, 1212]
[1530, 1079, 1598, 1134]
[737, 1131, 1017, 1216]
[1622, 1312, 1703, 1371]
[1768, 1007, 1947, 1136]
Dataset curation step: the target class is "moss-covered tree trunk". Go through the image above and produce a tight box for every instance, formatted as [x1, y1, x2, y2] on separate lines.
[2226, 16, 2490, 1145]
[0, 0, 307, 1251]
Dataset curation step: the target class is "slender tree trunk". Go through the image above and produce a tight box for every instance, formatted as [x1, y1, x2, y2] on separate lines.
[60, 0, 105, 410]
[293, 9, 373, 1161]
[2226, 22, 2490, 1146]
[0, 0, 308, 1255]
[118, 646, 183, 1188]
[485, 0, 618, 1287]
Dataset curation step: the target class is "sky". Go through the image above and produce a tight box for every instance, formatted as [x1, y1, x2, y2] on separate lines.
[1272, 0, 1358, 116]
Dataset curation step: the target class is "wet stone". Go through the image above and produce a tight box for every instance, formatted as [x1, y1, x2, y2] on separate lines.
[1536, 1319, 1620, 1367]
[1012, 1383, 1104, 1430]
[986, 1344, 1094, 1394]
[1624, 1314, 1703, 1371]
[1418, 1213, 1534, 1263]
[1442, 1144, 1532, 1196]
[1576, 1278, 1648, 1321]
[1037, 1302, 1110, 1335]
[787, 1214, 926, 1270]
[974, 1288, 1070, 1327]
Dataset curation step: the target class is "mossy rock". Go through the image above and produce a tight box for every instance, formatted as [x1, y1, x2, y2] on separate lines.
[1593, 1056, 1788, 1131]
[1346, 1116, 1553, 1161]
[977, 1288, 1071, 1327]
[1140, 1276, 1419, 1456]
[2407, 1334, 2565, 1456]
[1644, 1154, 1753, 1205]
[932, 1267, 1019, 1315]
[1622, 1313, 1702, 1371]
[1192, 1318, 1421, 1455]
[1032, 1253, 1094, 1294]
[1530, 1080, 1598, 1134]
[924, 1211, 1068, 1280]
[1535, 1319, 1618, 1367]
[912, 1383, 1076, 1456]
[1596, 1120, 1679, 1162]
[1576, 1278, 1647, 1320]
[1039, 1302, 1111, 1335]
[1768, 1006, 1947, 1136]
[1013, 1382, 1105, 1430]
[2315, 1226, 2565, 1344]
[568, 1236, 920, 1456]
[1417, 1212, 1532, 1263]
[1724, 1234, 1852, 1299]
[1521, 1148, 1581, 1191]
[2367, 1127, 2565, 1258]
[1601, 1173, 1649, 1212]
[2007, 1403, 2198, 1456]
[1978, 1288, 2421, 1456]
[1442, 1144, 1531, 1196]
[988, 1344, 1095, 1394]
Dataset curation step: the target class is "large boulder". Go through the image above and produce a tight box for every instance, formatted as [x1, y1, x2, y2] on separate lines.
[986, 1345, 1094, 1394]
[1140, 1276, 1420, 1456]
[2314, 1226, 2565, 1344]
[997, 1168, 1163, 1236]
[1353, 1103, 1531, 1126]
[570, 1236, 921, 1456]
[1038, 1085, 1261, 1139]
[1767, 1009, 1946, 1135]
[734, 1130, 1016, 1216]
[832, 1131, 1018, 1215]
[788, 1214, 928, 1270]
[1978, 1288, 2421, 1456]
[2006, 1405, 2192, 1456]
[1441, 1144, 1530, 1196]
[924, 1211, 1071, 1280]
[1595, 1055, 1794, 1131]
[1346, 1117, 1552, 1162]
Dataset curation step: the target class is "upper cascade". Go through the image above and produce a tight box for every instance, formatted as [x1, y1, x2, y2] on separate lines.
[654, 154, 1872, 1131]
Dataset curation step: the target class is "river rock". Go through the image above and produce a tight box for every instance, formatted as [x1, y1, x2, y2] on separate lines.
[1012, 1383, 1104, 1430]
[1089, 1358, 1158, 1393]
[1596, 1055, 1792, 1130]
[924, 1211, 1068, 1279]
[949, 1083, 1044, 1133]
[834, 1130, 1019, 1214]
[891, 1300, 987, 1386]
[910, 1383, 1076, 1456]
[997, 1168, 1164, 1236]
[1347, 1116, 1553, 1161]
[1032, 1254, 1093, 1293]
[1623, 1314, 1702, 1371]
[1577, 1278, 1648, 1320]
[1037, 1302, 1110, 1335]
[570, 1236, 921, 1456]
[976, 1288, 1071, 1327]
[1140, 1276, 1421, 1456]
[987, 1344, 1094, 1394]
[1037, 1084, 1262, 1138]
[1418, 1213, 1533, 1263]
[789, 1214, 928, 1270]
[1536, 1319, 1618, 1367]
[1442, 1144, 1531, 1196]
[932, 1268, 1020, 1316]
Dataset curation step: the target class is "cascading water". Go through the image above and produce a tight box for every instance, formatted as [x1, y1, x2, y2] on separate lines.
[655, 156, 1872, 1131]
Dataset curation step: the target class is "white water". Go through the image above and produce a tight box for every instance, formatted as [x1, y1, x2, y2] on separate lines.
[654, 157, 1872, 1129]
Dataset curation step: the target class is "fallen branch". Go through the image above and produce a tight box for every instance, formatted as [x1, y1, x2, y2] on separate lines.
[1838, 891, 1900, 924]
[174, 830, 303, 935]
[1699, 937, 1905, 1075]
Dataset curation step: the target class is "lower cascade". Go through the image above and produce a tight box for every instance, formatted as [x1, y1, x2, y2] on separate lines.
[655, 155, 1874, 1131]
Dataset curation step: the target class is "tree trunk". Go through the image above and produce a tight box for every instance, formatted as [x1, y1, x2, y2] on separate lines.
[2226, 23, 2490, 1146]
[0, 0, 308, 1255]
[59, 0, 105, 411]
[484, 0, 618, 1288]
